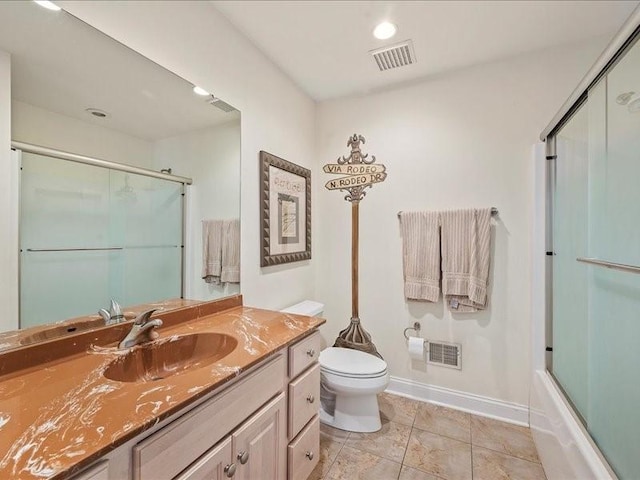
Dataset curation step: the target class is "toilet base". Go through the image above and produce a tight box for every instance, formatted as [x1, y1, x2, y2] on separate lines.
[319, 392, 382, 433]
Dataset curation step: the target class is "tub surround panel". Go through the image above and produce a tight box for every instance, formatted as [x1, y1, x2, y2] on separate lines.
[529, 370, 615, 480]
[0, 298, 324, 479]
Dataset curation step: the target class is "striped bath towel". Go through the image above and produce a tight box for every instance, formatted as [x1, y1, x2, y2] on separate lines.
[399, 211, 441, 302]
[221, 219, 240, 284]
[202, 219, 223, 284]
[441, 208, 492, 312]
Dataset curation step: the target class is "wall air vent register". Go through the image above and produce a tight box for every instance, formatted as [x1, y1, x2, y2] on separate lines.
[427, 341, 461, 369]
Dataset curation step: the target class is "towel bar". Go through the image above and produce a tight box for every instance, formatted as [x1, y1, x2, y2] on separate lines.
[397, 207, 498, 218]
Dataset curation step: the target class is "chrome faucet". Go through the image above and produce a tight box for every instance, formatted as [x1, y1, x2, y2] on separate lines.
[118, 309, 163, 349]
[99, 299, 125, 325]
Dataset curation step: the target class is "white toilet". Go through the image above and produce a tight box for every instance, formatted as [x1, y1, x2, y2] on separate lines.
[281, 301, 390, 433]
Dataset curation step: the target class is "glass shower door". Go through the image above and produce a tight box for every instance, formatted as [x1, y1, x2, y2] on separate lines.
[583, 40, 640, 479]
[20, 152, 112, 327]
[20, 153, 184, 328]
[551, 37, 640, 479]
[109, 171, 183, 306]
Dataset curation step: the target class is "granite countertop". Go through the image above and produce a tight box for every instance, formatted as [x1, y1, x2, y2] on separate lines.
[0, 301, 324, 479]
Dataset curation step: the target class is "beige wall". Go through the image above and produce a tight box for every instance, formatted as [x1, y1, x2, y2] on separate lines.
[314, 40, 605, 406]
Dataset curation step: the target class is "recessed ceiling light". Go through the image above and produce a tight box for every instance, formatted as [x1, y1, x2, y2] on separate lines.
[85, 108, 110, 119]
[34, 1, 61, 11]
[193, 86, 210, 96]
[373, 22, 397, 40]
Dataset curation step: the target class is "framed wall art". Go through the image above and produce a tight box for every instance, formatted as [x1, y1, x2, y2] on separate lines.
[259, 151, 311, 267]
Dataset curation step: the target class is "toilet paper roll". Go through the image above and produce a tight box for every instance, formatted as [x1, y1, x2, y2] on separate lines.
[407, 336, 425, 361]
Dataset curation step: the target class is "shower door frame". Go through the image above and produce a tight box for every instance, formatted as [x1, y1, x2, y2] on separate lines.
[14, 141, 193, 328]
[540, 8, 640, 375]
[536, 7, 640, 479]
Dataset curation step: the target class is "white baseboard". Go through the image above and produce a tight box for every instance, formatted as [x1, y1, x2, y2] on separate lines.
[386, 376, 529, 426]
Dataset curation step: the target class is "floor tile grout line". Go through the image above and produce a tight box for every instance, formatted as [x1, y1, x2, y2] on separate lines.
[339, 444, 404, 478]
[348, 420, 412, 465]
[471, 444, 543, 465]
[322, 441, 344, 479]
[397, 406, 419, 479]
[320, 429, 351, 480]
[411, 422, 473, 445]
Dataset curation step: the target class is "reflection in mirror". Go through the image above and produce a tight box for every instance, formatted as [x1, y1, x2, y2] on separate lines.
[0, 2, 240, 349]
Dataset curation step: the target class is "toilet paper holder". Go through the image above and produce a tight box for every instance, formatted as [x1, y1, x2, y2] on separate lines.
[403, 322, 421, 340]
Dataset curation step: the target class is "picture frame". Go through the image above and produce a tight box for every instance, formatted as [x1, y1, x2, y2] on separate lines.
[259, 151, 311, 267]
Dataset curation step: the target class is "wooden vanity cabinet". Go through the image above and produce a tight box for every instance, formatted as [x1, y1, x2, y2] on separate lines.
[70, 331, 321, 480]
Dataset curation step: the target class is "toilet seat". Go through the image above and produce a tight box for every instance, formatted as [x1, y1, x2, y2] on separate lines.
[321, 368, 388, 379]
[319, 347, 388, 377]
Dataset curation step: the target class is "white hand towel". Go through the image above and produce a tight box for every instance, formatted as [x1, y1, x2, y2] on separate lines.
[221, 219, 240, 284]
[400, 211, 441, 302]
[441, 208, 492, 312]
[202, 219, 223, 284]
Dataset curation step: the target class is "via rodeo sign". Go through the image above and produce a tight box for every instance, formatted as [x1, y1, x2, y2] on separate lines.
[323, 163, 387, 191]
[323, 134, 387, 200]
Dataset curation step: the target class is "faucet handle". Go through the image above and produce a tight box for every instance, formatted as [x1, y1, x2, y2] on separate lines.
[109, 299, 123, 318]
[99, 299, 125, 324]
[98, 308, 111, 323]
[133, 309, 158, 326]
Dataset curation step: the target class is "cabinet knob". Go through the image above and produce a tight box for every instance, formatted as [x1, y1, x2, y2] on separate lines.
[305, 451, 314, 461]
[306, 348, 315, 357]
[306, 394, 315, 404]
[224, 463, 237, 478]
[237, 450, 249, 465]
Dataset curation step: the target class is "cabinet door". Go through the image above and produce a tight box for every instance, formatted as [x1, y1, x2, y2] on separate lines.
[70, 461, 109, 480]
[174, 437, 232, 480]
[232, 393, 286, 480]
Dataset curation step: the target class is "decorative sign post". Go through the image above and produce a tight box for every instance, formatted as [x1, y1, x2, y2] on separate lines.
[324, 134, 387, 358]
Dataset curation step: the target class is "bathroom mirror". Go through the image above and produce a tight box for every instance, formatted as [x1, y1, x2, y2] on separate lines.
[0, 2, 241, 349]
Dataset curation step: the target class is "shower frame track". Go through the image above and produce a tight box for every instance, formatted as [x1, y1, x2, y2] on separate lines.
[11, 141, 193, 185]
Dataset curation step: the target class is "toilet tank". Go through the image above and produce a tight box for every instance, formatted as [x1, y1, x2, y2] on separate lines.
[280, 300, 324, 317]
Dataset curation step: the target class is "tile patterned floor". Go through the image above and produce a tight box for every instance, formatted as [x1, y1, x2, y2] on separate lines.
[309, 393, 547, 480]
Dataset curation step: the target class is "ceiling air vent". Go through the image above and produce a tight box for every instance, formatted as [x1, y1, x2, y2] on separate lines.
[208, 96, 237, 113]
[370, 40, 416, 71]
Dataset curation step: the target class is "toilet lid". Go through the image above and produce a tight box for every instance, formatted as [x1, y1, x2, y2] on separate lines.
[319, 347, 387, 376]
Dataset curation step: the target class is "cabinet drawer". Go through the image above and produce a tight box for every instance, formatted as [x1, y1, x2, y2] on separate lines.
[287, 415, 319, 480]
[134, 354, 285, 480]
[288, 363, 320, 439]
[289, 331, 321, 378]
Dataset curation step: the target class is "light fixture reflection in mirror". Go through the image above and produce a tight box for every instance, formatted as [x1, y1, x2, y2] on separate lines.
[0, 1, 241, 350]
[34, 0, 61, 12]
